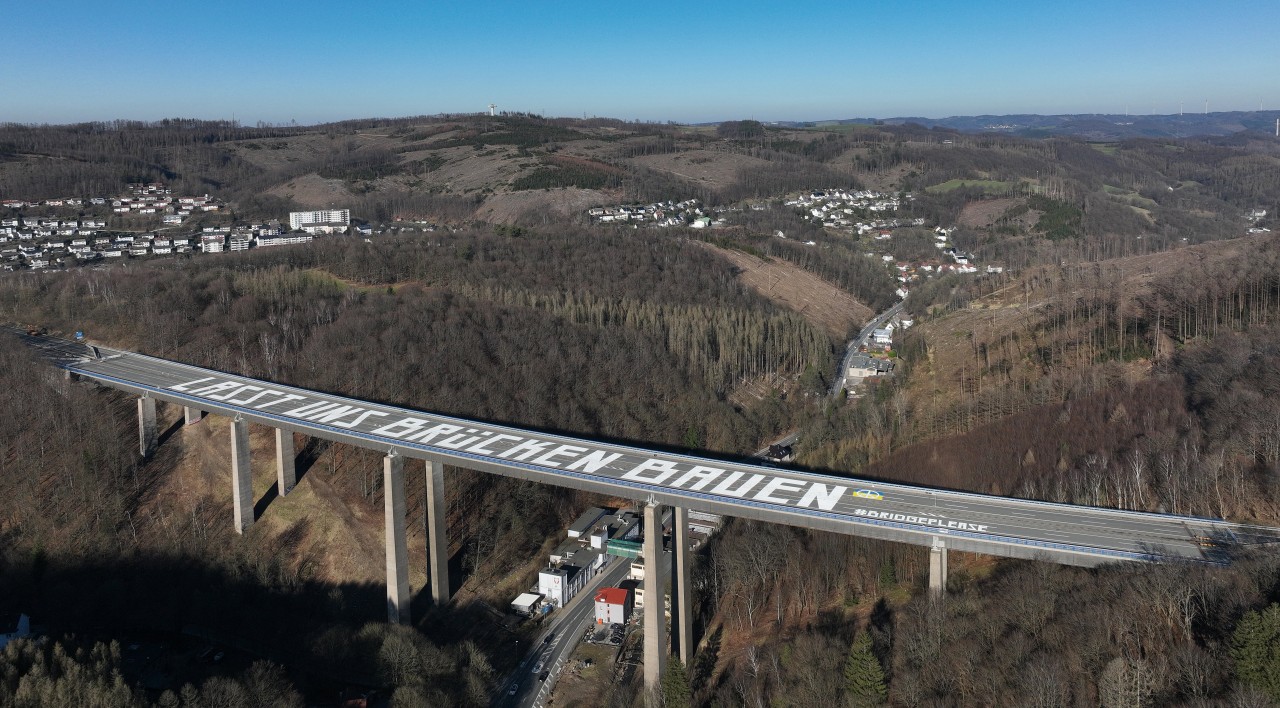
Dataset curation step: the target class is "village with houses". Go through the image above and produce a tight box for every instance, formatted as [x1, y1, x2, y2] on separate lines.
[587, 188, 1008, 307]
[587, 199, 718, 228]
[2, 182, 225, 224]
[0, 183, 360, 271]
[785, 188, 917, 232]
[582, 187, 1016, 400]
[3, 181, 1011, 302]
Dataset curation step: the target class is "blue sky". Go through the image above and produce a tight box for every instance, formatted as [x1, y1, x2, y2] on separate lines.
[4, 0, 1278, 125]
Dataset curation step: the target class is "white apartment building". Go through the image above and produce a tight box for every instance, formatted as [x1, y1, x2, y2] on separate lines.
[201, 234, 225, 253]
[289, 209, 350, 234]
[258, 233, 313, 248]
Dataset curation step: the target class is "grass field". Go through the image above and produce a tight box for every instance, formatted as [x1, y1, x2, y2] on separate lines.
[1103, 184, 1158, 208]
[1090, 143, 1119, 155]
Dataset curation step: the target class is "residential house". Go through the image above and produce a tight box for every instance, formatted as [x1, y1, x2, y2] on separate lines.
[593, 587, 633, 625]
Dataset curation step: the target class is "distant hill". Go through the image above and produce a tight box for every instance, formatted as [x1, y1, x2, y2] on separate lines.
[762, 110, 1280, 141]
[2, 110, 1276, 249]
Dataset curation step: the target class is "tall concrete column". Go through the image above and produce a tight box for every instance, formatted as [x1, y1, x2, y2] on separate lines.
[230, 418, 254, 534]
[672, 505, 694, 665]
[384, 454, 410, 625]
[424, 459, 450, 605]
[643, 501, 668, 700]
[137, 396, 157, 458]
[184, 407, 203, 425]
[275, 428, 296, 495]
[929, 538, 947, 597]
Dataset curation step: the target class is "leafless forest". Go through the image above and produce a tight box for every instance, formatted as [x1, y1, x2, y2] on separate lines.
[3, 115, 1280, 706]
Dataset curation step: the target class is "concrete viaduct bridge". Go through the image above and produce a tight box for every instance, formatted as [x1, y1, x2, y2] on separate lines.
[14, 330, 1278, 695]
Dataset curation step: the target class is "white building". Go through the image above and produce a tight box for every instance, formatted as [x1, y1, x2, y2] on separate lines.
[258, 233, 313, 248]
[201, 234, 225, 253]
[538, 547, 604, 608]
[593, 587, 632, 625]
[511, 592, 544, 617]
[289, 209, 350, 235]
[539, 565, 583, 608]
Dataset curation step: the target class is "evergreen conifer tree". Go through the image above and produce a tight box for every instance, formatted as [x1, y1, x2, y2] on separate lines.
[661, 657, 692, 707]
[1232, 603, 1280, 700]
[844, 631, 888, 707]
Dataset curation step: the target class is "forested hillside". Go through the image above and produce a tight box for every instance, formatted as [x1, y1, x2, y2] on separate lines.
[4, 115, 1276, 270]
[704, 232, 1280, 706]
[0, 225, 833, 705]
[862, 234, 1280, 521]
[4, 115, 1280, 706]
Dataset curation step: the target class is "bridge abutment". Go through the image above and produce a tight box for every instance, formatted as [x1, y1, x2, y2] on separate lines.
[424, 459, 450, 605]
[384, 453, 410, 625]
[672, 505, 694, 665]
[230, 418, 254, 534]
[275, 428, 296, 495]
[929, 538, 947, 597]
[184, 407, 203, 425]
[643, 501, 668, 701]
[137, 396, 157, 458]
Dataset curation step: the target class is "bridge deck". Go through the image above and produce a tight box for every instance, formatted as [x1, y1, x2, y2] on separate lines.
[16, 329, 1277, 567]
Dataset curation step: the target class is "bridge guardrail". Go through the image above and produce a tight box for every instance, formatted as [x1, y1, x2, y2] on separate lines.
[70, 365, 1210, 565]
[76, 348, 1239, 531]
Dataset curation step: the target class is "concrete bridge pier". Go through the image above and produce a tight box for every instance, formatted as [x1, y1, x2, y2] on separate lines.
[384, 453, 410, 625]
[424, 459, 450, 605]
[672, 505, 694, 665]
[275, 428, 296, 495]
[184, 407, 203, 425]
[137, 396, 157, 458]
[230, 418, 254, 534]
[929, 538, 947, 597]
[643, 501, 668, 701]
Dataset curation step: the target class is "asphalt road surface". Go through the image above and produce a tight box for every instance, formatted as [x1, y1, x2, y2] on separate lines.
[498, 557, 632, 708]
[14, 328, 1279, 567]
[831, 300, 904, 397]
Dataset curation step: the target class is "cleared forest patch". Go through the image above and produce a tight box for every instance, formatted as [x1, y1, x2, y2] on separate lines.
[957, 197, 1024, 228]
[393, 144, 529, 193]
[266, 173, 357, 208]
[925, 178, 1016, 194]
[476, 187, 610, 224]
[855, 163, 915, 192]
[628, 150, 771, 188]
[702, 243, 873, 338]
